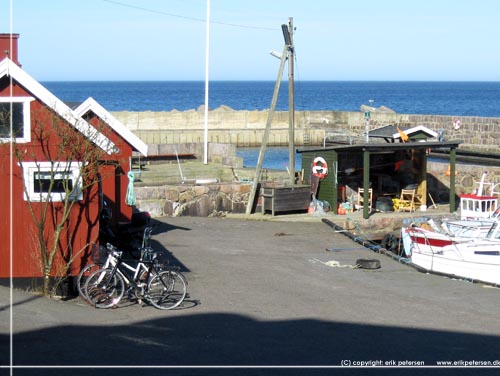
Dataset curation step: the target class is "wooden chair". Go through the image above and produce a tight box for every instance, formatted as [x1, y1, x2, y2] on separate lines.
[356, 188, 373, 211]
[398, 189, 416, 212]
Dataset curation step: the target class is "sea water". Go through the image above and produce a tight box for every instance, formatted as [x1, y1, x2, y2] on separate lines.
[42, 80, 500, 170]
[236, 147, 302, 171]
[43, 80, 500, 117]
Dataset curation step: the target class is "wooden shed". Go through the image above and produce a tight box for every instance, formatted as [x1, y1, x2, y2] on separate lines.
[298, 140, 461, 219]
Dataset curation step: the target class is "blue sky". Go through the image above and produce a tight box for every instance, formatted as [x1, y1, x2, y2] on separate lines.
[1, 0, 499, 81]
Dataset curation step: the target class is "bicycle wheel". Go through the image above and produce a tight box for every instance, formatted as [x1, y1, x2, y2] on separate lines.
[147, 270, 187, 310]
[85, 268, 125, 309]
[77, 263, 101, 302]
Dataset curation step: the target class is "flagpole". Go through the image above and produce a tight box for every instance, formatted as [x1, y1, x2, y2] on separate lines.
[203, 0, 210, 164]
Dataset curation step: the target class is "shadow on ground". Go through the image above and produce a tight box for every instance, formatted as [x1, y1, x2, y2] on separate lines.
[147, 218, 193, 273]
[2, 311, 499, 374]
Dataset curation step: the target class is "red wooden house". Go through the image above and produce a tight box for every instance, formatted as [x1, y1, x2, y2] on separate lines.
[0, 34, 147, 290]
[73, 97, 149, 224]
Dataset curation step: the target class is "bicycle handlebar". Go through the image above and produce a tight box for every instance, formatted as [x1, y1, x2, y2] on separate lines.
[105, 243, 123, 258]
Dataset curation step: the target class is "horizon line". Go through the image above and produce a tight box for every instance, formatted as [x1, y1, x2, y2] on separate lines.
[40, 79, 500, 83]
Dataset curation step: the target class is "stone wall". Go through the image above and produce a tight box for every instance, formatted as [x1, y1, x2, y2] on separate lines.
[134, 162, 500, 218]
[134, 182, 252, 217]
[113, 109, 500, 153]
[427, 161, 500, 203]
[121, 107, 500, 217]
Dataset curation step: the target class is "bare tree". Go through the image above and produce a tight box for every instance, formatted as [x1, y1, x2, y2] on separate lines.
[8, 105, 116, 296]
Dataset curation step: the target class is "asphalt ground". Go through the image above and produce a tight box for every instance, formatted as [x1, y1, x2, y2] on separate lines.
[1, 215, 500, 375]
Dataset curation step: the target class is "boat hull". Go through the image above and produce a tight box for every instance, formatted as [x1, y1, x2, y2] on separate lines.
[405, 228, 500, 285]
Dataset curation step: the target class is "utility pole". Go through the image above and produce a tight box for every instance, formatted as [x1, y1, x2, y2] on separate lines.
[245, 45, 289, 215]
[203, 0, 211, 164]
[245, 18, 295, 214]
[284, 17, 295, 185]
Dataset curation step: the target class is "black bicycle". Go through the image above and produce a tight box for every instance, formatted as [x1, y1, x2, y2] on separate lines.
[84, 243, 187, 310]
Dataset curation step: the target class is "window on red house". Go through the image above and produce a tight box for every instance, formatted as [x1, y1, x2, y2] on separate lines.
[0, 102, 23, 137]
[21, 161, 83, 202]
[34, 171, 74, 194]
[0, 97, 33, 142]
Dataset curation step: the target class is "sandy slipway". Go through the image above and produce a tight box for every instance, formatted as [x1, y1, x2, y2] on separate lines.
[1, 216, 500, 371]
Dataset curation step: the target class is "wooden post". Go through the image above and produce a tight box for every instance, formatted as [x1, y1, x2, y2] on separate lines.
[287, 17, 295, 185]
[363, 149, 370, 219]
[332, 151, 338, 214]
[245, 45, 288, 215]
[415, 149, 426, 208]
[449, 147, 457, 213]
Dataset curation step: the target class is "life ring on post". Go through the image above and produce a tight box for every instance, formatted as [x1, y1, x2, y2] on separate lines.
[453, 118, 461, 130]
[312, 156, 328, 179]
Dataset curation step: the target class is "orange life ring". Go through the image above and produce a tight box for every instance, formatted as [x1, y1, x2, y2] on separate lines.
[312, 156, 328, 179]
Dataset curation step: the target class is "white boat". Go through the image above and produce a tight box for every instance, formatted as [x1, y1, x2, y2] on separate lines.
[402, 217, 500, 286]
[399, 171, 500, 285]
[459, 171, 499, 220]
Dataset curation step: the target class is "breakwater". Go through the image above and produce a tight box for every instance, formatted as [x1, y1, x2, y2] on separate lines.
[112, 108, 500, 153]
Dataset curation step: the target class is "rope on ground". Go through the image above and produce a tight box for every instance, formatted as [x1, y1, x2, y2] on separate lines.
[310, 258, 360, 269]
[322, 218, 412, 267]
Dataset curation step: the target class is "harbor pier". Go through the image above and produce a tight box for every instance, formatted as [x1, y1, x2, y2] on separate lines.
[113, 108, 500, 153]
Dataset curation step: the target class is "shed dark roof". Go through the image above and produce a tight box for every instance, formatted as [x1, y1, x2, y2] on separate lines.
[368, 124, 438, 141]
[368, 125, 410, 138]
[297, 140, 462, 154]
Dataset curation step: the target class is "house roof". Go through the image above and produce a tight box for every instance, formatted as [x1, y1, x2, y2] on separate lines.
[0, 57, 117, 155]
[73, 97, 148, 156]
[368, 125, 410, 139]
[392, 125, 438, 140]
[369, 124, 438, 142]
[297, 140, 462, 154]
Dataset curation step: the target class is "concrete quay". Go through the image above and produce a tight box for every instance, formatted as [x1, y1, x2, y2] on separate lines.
[113, 108, 500, 153]
[1, 215, 499, 372]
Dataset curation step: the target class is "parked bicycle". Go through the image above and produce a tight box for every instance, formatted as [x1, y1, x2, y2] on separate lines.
[77, 227, 155, 301]
[78, 227, 188, 310]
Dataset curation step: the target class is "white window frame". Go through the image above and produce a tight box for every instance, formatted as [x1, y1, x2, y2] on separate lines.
[0, 96, 34, 143]
[21, 161, 83, 202]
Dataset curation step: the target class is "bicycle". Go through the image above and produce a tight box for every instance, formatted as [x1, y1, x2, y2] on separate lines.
[84, 243, 188, 310]
[77, 227, 155, 302]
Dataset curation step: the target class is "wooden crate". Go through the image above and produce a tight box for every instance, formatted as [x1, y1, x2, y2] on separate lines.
[261, 184, 312, 215]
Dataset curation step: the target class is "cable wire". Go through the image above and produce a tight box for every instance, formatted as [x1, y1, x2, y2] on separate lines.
[103, 0, 278, 31]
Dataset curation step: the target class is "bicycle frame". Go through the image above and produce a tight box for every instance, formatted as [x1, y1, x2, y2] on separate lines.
[114, 259, 152, 288]
[84, 225, 188, 310]
[100, 225, 157, 283]
[86, 248, 187, 310]
[102, 245, 161, 293]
